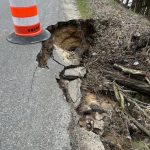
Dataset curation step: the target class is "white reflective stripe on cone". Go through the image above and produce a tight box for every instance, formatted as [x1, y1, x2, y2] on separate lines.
[9, 0, 36, 7]
[12, 15, 40, 26]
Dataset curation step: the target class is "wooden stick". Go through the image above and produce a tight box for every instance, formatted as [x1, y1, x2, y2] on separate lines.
[106, 72, 150, 96]
[114, 63, 149, 77]
[113, 83, 150, 137]
[128, 97, 149, 109]
[124, 95, 150, 121]
[124, 111, 150, 137]
[145, 77, 150, 84]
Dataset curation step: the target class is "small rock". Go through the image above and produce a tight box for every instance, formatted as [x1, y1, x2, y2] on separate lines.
[133, 61, 139, 66]
[78, 104, 92, 115]
[53, 44, 80, 66]
[67, 79, 82, 108]
[71, 127, 105, 150]
[126, 136, 132, 140]
[92, 52, 97, 56]
[78, 116, 94, 130]
[134, 32, 141, 37]
[64, 67, 86, 79]
[95, 112, 103, 121]
[93, 120, 105, 131]
[86, 119, 94, 130]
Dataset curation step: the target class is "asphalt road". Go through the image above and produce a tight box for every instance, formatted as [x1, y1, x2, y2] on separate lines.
[0, 1, 71, 150]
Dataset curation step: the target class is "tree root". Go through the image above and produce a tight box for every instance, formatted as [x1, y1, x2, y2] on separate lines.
[124, 111, 150, 137]
[113, 83, 150, 137]
[105, 71, 150, 96]
[113, 63, 150, 77]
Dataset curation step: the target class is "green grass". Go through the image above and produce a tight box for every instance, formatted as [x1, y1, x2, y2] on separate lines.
[76, 0, 91, 19]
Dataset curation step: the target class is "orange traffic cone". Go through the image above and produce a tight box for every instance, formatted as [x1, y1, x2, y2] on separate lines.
[7, 0, 50, 45]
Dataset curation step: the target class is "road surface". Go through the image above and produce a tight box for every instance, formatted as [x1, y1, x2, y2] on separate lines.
[0, 1, 72, 150]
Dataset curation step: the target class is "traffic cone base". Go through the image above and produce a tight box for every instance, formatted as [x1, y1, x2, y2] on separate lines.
[8, 0, 50, 45]
[7, 29, 51, 45]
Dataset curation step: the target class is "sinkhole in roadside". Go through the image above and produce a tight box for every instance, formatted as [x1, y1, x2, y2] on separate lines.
[37, 20, 149, 150]
[36, 19, 95, 68]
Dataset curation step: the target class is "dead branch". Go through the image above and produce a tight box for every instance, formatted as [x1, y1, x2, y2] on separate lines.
[113, 83, 125, 109]
[105, 71, 150, 96]
[128, 97, 150, 109]
[124, 111, 150, 137]
[113, 83, 150, 137]
[145, 77, 150, 84]
[114, 63, 149, 77]
[124, 95, 150, 121]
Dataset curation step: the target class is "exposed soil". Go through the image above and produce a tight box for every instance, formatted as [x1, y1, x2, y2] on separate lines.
[36, 2, 150, 148]
[80, 0, 150, 149]
[36, 20, 95, 68]
[81, 0, 150, 94]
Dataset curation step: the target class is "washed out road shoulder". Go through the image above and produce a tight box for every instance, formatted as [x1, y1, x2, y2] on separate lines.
[0, 0, 72, 150]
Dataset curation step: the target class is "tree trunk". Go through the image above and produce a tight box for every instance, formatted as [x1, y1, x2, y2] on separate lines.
[135, 0, 143, 14]
[145, 0, 150, 17]
[106, 74, 150, 96]
[125, 0, 130, 6]
[131, 0, 137, 10]
[115, 0, 150, 20]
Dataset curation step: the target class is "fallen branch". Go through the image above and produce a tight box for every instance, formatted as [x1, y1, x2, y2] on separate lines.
[129, 97, 150, 109]
[145, 77, 150, 84]
[124, 95, 150, 121]
[113, 83, 150, 137]
[124, 111, 150, 137]
[105, 71, 150, 96]
[113, 83, 125, 109]
[114, 63, 149, 77]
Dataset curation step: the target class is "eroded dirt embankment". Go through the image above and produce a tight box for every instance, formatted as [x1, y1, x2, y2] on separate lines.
[36, 19, 95, 68]
[36, 16, 150, 150]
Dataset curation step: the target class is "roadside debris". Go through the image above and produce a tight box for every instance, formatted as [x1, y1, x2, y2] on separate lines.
[67, 78, 82, 108]
[62, 66, 86, 80]
[37, 19, 95, 68]
[71, 127, 105, 150]
[53, 45, 80, 66]
[37, 17, 150, 149]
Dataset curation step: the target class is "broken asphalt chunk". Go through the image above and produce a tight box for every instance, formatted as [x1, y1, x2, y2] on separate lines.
[53, 45, 80, 66]
[67, 79, 82, 108]
[61, 66, 86, 80]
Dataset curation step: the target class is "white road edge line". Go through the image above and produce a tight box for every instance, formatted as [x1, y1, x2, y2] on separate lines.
[63, 0, 81, 20]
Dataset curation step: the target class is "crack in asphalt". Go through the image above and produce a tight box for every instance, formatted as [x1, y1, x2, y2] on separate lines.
[52, 56, 66, 67]
[27, 66, 38, 102]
